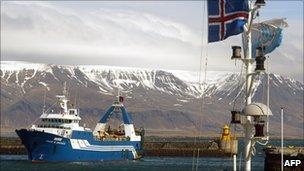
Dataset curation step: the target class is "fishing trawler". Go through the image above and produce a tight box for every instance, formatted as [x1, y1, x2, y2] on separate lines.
[16, 84, 143, 161]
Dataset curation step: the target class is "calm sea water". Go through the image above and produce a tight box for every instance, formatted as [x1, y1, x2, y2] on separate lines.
[0, 139, 302, 171]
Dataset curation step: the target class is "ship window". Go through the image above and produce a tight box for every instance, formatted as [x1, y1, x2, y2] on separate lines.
[69, 120, 72, 123]
[51, 119, 54, 122]
[69, 110, 75, 114]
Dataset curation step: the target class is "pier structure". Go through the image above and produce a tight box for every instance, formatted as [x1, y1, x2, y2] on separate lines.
[264, 146, 304, 171]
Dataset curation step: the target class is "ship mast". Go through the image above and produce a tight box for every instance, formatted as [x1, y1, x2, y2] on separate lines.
[243, 1, 264, 170]
[56, 82, 69, 114]
[244, 1, 253, 170]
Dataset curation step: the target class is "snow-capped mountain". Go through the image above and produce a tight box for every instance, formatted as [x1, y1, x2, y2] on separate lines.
[1, 61, 303, 137]
[0, 61, 237, 97]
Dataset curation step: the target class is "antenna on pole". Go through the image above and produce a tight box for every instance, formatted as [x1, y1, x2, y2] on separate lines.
[74, 89, 78, 108]
[281, 107, 284, 171]
[43, 89, 47, 114]
[63, 81, 68, 97]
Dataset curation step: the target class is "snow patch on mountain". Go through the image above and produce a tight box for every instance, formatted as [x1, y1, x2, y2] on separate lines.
[38, 82, 50, 91]
[0, 61, 303, 100]
[0, 61, 48, 71]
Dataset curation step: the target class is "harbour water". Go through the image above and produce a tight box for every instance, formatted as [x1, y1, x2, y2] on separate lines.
[0, 155, 261, 171]
[0, 139, 302, 171]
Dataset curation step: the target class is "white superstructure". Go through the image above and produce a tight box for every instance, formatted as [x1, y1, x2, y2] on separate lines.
[30, 83, 88, 137]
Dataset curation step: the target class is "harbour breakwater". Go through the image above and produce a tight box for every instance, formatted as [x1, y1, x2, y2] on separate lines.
[0, 137, 234, 157]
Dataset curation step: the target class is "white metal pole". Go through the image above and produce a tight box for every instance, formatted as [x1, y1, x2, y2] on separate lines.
[244, 1, 253, 170]
[233, 154, 237, 171]
[281, 107, 284, 171]
[239, 152, 242, 171]
[266, 57, 270, 136]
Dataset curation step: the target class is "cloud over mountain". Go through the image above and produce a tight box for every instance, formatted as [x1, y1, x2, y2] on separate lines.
[1, 1, 201, 69]
[1, 1, 303, 81]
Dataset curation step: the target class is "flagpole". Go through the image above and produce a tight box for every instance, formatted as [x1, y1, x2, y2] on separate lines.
[244, 1, 253, 171]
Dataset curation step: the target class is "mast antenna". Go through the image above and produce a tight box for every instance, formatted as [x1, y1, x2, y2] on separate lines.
[43, 89, 47, 113]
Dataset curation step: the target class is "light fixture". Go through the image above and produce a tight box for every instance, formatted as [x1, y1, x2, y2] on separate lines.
[242, 103, 272, 138]
[255, 47, 266, 71]
[231, 111, 241, 124]
[231, 46, 242, 60]
[255, 0, 266, 6]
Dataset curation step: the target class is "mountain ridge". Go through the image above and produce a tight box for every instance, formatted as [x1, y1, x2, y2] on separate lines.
[1, 61, 303, 138]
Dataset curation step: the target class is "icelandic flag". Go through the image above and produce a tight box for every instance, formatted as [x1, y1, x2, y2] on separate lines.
[208, 0, 249, 43]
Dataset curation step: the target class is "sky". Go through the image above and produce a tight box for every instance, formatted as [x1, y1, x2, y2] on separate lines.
[1, 1, 303, 82]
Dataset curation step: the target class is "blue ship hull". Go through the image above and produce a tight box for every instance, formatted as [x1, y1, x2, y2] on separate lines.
[16, 129, 142, 161]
